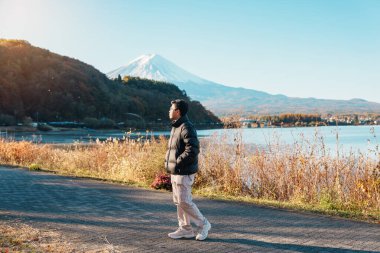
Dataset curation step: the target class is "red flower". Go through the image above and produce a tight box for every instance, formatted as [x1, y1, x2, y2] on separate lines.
[151, 173, 172, 191]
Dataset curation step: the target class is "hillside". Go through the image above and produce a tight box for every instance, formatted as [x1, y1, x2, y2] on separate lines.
[0, 39, 220, 126]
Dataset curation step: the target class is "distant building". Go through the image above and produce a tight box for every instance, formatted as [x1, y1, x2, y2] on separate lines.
[239, 118, 257, 128]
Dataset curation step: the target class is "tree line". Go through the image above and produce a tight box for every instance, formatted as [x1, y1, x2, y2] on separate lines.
[0, 39, 220, 128]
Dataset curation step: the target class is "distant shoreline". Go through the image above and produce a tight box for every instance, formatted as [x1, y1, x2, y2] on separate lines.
[1, 122, 379, 134]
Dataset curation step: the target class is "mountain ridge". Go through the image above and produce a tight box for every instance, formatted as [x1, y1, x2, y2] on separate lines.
[107, 54, 380, 115]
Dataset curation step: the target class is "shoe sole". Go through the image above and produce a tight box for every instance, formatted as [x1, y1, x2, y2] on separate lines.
[168, 234, 195, 239]
[196, 223, 211, 241]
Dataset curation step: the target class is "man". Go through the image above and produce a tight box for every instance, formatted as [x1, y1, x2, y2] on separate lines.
[165, 99, 211, 241]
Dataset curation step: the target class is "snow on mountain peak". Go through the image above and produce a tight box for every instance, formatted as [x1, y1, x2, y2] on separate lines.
[107, 54, 208, 84]
[132, 53, 157, 64]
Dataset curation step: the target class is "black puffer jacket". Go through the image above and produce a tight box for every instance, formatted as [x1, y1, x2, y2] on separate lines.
[165, 115, 200, 175]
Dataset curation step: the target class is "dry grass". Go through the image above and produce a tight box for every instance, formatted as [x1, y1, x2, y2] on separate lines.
[0, 219, 74, 252]
[0, 135, 167, 187]
[196, 129, 380, 221]
[0, 218, 124, 252]
[0, 129, 379, 222]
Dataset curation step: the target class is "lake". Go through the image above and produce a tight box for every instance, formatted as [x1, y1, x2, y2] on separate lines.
[199, 125, 379, 157]
[1, 125, 379, 157]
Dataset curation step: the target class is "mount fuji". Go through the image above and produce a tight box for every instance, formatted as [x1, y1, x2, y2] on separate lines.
[107, 54, 380, 115]
[107, 54, 207, 85]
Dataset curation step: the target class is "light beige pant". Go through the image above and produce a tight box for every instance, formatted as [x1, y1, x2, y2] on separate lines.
[171, 174, 205, 231]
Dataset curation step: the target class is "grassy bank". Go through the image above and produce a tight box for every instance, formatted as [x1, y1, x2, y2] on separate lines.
[0, 131, 379, 222]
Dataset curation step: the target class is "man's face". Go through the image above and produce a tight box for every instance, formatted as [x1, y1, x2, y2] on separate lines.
[169, 104, 180, 121]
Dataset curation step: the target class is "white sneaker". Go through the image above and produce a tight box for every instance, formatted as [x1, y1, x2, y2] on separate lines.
[196, 219, 211, 241]
[168, 228, 195, 239]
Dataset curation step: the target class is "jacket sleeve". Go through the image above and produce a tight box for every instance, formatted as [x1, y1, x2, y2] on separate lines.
[176, 123, 199, 168]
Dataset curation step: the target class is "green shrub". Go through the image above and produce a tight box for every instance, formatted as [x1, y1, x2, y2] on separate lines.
[28, 164, 42, 171]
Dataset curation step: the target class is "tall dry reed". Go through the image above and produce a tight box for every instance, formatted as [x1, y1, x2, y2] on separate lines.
[0, 128, 379, 218]
[197, 128, 379, 217]
[0, 135, 167, 186]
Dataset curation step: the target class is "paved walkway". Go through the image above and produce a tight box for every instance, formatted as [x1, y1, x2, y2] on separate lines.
[0, 166, 379, 253]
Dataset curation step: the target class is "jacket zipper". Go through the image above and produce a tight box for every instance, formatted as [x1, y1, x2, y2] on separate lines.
[166, 127, 174, 170]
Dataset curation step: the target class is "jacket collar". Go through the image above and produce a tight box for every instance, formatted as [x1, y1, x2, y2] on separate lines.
[171, 115, 189, 128]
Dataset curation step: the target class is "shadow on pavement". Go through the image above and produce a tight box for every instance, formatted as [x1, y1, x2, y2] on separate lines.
[207, 238, 376, 253]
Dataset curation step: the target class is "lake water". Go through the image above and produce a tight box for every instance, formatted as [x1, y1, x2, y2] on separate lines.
[1, 125, 379, 157]
[199, 125, 379, 157]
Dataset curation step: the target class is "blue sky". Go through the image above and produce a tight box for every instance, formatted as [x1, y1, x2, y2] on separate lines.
[1, 0, 379, 102]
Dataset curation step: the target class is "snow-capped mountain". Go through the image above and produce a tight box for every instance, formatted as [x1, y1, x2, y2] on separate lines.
[107, 54, 208, 84]
[107, 54, 380, 115]
[107, 54, 272, 112]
